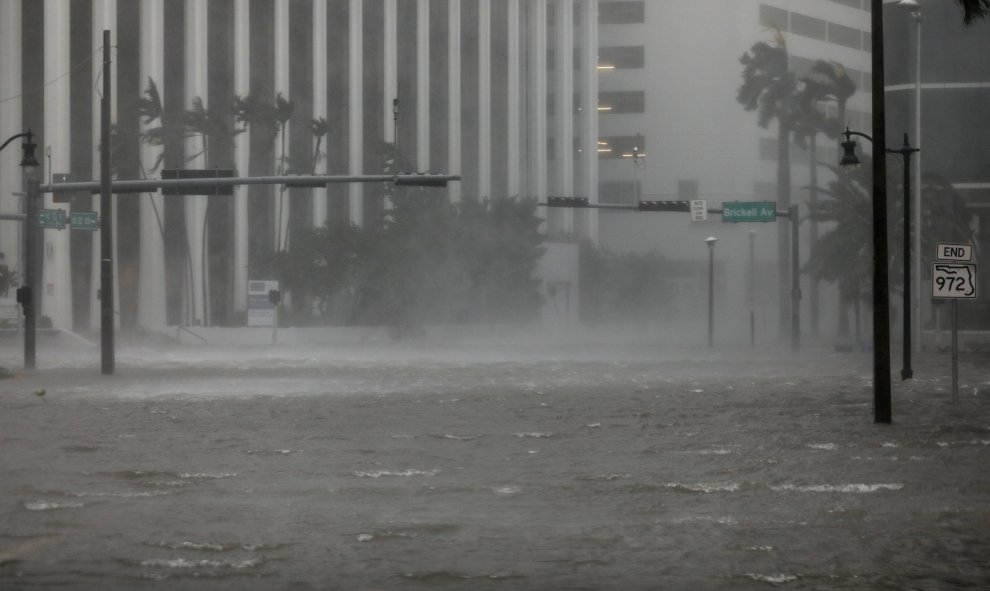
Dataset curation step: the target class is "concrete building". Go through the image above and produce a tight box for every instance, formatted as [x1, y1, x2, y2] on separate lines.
[0, 0, 601, 333]
[595, 0, 874, 345]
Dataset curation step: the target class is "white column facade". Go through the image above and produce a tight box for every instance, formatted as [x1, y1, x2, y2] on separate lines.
[506, 0, 521, 198]
[312, 0, 329, 227]
[416, 0, 430, 172]
[477, 0, 492, 199]
[529, 0, 549, 220]
[384, 0, 397, 146]
[137, 0, 167, 328]
[90, 0, 119, 332]
[447, 0, 462, 203]
[233, 0, 250, 312]
[579, 0, 598, 244]
[555, 0, 575, 234]
[43, 0, 73, 329]
[274, 0, 290, 251]
[0, 0, 22, 273]
[184, 0, 208, 325]
[348, 0, 364, 225]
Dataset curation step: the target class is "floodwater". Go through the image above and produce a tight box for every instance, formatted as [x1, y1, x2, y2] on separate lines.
[1, 334, 988, 590]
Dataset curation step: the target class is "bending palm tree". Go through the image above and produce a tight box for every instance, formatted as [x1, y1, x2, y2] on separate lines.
[737, 30, 799, 338]
[957, 0, 990, 24]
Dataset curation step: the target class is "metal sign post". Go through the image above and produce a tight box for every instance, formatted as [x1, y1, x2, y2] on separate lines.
[933, 243, 978, 404]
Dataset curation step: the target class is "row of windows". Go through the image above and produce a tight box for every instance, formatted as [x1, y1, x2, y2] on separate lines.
[547, 46, 644, 71]
[599, 1, 644, 25]
[760, 4, 871, 51]
[546, 135, 645, 161]
[546, 91, 646, 116]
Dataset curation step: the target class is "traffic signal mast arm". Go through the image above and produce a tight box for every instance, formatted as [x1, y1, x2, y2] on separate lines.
[39, 173, 460, 194]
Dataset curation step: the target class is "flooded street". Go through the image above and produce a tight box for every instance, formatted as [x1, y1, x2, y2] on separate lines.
[1, 335, 989, 590]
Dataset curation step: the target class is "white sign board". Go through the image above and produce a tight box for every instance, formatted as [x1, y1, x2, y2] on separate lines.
[690, 199, 708, 222]
[936, 242, 973, 262]
[247, 280, 279, 327]
[931, 263, 977, 299]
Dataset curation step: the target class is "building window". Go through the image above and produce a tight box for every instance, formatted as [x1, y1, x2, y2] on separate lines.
[598, 46, 645, 69]
[790, 13, 826, 41]
[828, 22, 863, 50]
[598, 90, 645, 114]
[599, 180, 641, 205]
[599, 1, 645, 25]
[759, 5, 789, 30]
[597, 135, 642, 159]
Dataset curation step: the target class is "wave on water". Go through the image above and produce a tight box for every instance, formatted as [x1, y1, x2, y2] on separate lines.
[428, 434, 484, 441]
[23, 500, 85, 511]
[352, 469, 440, 478]
[745, 573, 799, 584]
[145, 541, 279, 552]
[139, 557, 263, 569]
[513, 432, 555, 438]
[771, 483, 904, 493]
[401, 570, 525, 582]
[665, 482, 741, 493]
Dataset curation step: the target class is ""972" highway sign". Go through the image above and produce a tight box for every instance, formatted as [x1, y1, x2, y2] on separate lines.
[932, 263, 978, 299]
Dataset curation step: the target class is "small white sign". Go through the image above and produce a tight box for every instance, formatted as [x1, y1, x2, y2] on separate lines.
[936, 242, 973, 262]
[690, 199, 708, 222]
[247, 279, 279, 327]
[932, 263, 977, 299]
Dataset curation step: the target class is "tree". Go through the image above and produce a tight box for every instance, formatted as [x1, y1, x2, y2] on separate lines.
[957, 0, 990, 24]
[737, 30, 800, 336]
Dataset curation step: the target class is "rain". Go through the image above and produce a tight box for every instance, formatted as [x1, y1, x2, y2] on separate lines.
[1, 1, 989, 588]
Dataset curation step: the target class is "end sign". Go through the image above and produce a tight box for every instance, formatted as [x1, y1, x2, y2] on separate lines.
[936, 243, 972, 262]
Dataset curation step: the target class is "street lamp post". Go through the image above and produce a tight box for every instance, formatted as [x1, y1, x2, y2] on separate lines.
[749, 230, 756, 348]
[1, 131, 40, 369]
[899, 0, 924, 357]
[841, 128, 919, 381]
[706, 236, 718, 348]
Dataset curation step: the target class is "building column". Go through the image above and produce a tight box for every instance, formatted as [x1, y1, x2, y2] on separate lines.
[0, 1, 22, 272]
[555, 0, 575, 234]
[579, 0, 598, 244]
[447, 0, 462, 203]
[137, 0, 167, 328]
[274, 0, 290, 251]
[506, 0, 521, 198]
[384, 0, 397, 147]
[417, 0, 430, 172]
[348, 0, 364, 226]
[43, 0, 73, 329]
[232, 0, 250, 312]
[312, 0, 328, 227]
[477, 0, 492, 199]
[529, 0, 549, 220]
[185, 0, 208, 326]
[90, 0, 119, 332]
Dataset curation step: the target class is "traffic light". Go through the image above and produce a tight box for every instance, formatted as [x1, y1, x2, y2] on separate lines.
[547, 196, 589, 208]
[638, 200, 691, 212]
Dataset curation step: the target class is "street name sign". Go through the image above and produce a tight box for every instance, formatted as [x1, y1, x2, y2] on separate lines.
[722, 201, 776, 223]
[936, 242, 973, 262]
[690, 199, 708, 221]
[931, 263, 977, 299]
[70, 211, 99, 231]
[38, 208, 66, 229]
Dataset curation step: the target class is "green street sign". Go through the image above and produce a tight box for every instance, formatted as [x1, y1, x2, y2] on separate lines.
[70, 211, 99, 231]
[722, 201, 776, 223]
[38, 208, 66, 229]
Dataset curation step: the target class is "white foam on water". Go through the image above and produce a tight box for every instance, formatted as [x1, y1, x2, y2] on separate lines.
[807, 443, 838, 450]
[352, 469, 440, 478]
[24, 500, 85, 511]
[513, 432, 554, 438]
[179, 472, 238, 479]
[771, 483, 903, 493]
[745, 572, 799, 584]
[493, 485, 522, 495]
[140, 557, 262, 569]
[665, 482, 741, 493]
[69, 490, 174, 498]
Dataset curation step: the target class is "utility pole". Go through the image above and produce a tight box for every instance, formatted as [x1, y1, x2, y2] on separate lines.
[100, 30, 114, 375]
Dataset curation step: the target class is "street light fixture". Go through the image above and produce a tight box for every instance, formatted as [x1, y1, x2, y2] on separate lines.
[1, 130, 40, 369]
[840, 127, 919, 381]
[706, 236, 718, 348]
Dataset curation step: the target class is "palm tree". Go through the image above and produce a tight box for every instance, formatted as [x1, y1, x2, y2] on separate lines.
[737, 29, 800, 336]
[957, 0, 990, 24]
[792, 60, 856, 338]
